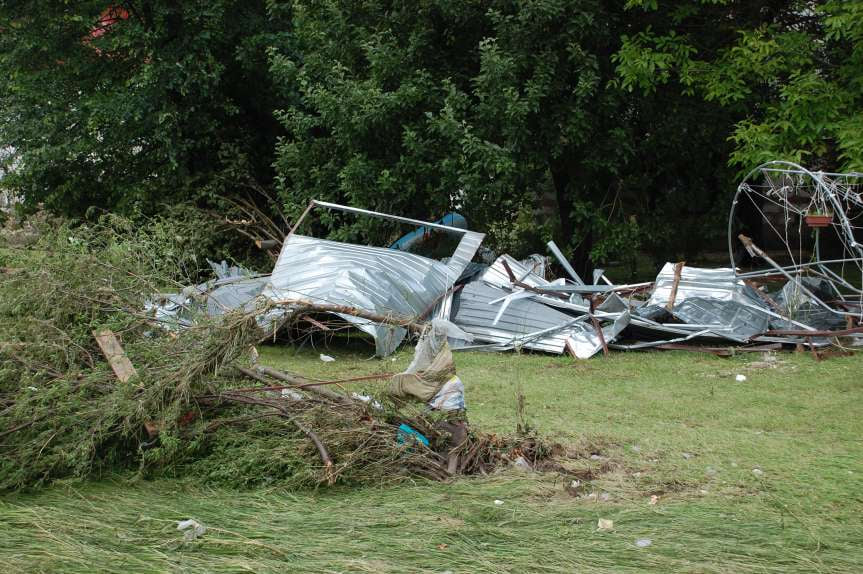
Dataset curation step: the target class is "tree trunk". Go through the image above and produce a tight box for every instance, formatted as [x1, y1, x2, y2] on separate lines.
[550, 160, 594, 282]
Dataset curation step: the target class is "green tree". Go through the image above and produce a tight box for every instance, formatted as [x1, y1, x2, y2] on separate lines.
[614, 0, 863, 172]
[271, 1, 748, 274]
[0, 1, 289, 214]
[272, 1, 632, 275]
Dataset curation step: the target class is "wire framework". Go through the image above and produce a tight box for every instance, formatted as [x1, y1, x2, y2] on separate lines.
[728, 160, 863, 320]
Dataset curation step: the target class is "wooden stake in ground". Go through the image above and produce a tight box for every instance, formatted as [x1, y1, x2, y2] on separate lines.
[92, 329, 137, 383]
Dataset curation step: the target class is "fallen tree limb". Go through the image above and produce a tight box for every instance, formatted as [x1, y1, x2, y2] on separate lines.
[214, 392, 334, 482]
[227, 372, 393, 394]
[272, 299, 425, 333]
[237, 365, 352, 404]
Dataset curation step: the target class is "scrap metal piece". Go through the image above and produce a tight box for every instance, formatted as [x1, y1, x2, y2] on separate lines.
[547, 240, 585, 285]
[565, 311, 631, 359]
[264, 201, 484, 357]
[672, 298, 770, 341]
[452, 282, 581, 353]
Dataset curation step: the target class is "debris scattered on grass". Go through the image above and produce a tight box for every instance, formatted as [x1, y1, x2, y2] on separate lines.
[635, 538, 652, 548]
[649, 495, 659, 505]
[494, 499, 505, 506]
[752, 468, 764, 477]
[0, 218, 555, 491]
[151, 193, 863, 362]
[177, 519, 207, 541]
[597, 518, 614, 531]
[319, 354, 335, 362]
[736, 374, 747, 382]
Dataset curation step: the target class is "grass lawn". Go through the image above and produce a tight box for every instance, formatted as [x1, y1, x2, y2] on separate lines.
[1, 343, 862, 573]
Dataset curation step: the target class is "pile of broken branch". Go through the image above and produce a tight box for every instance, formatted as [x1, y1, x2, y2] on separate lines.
[0, 216, 548, 491]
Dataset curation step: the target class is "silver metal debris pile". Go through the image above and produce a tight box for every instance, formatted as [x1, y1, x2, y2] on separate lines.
[149, 160, 863, 358]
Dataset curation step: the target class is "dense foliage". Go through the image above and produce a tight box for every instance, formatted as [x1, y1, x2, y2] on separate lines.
[0, 1, 289, 213]
[1, 218, 536, 490]
[615, 0, 863, 172]
[2, 1, 861, 270]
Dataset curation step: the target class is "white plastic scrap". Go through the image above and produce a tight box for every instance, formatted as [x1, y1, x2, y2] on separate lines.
[493, 499, 505, 506]
[351, 392, 383, 409]
[635, 538, 653, 548]
[177, 519, 207, 541]
[735, 374, 747, 382]
[319, 354, 336, 362]
[281, 388, 304, 401]
[752, 468, 764, 477]
[427, 376, 466, 411]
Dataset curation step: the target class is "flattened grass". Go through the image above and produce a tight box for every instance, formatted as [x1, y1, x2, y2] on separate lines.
[2, 345, 862, 573]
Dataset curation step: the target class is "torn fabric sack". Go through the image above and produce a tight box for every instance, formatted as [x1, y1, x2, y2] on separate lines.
[387, 320, 470, 407]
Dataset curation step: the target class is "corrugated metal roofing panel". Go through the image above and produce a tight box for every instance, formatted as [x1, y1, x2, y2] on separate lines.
[264, 230, 482, 356]
[452, 282, 581, 353]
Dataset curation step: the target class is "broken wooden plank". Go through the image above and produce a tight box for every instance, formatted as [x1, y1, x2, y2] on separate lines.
[665, 261, 686, 312]
[761, 325, 863, 337]
[255, 238, 279, 250]
[744, 279, 786, 314]
[92, 329, 137, 383]
[300, 314, 332, 331]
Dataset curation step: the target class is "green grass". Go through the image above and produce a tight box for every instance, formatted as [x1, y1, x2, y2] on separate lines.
[2, 344, 862, 573]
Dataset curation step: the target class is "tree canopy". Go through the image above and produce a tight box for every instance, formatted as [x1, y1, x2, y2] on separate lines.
[0, 1, 288, 213]
[2, 0, 861, 271]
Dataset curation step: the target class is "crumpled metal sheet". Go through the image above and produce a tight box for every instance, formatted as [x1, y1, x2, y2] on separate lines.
[145, 260, 283, 330]
[264, 231, 483, 357]
[771, 278, 848, 331]
[565, 311, 631, 359]
[640, 263, 775, 342]
[450, 281, 628, 356]
[520, 254, 548, 280]
[205, 276, 270, 316]
[451, 282, 580, 353]
[480, 254, 551, 290]
[646, 263, 766, 308]
[671, 298, 769, 341]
